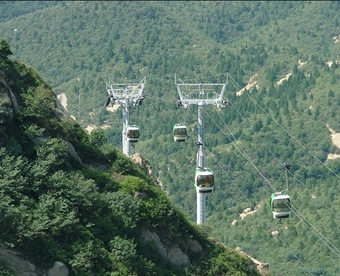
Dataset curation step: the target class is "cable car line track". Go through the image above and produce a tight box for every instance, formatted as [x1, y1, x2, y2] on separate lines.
[202, 105, 340, 260]
[227, 74, 340, 183]
[211, 156, 314, 276]
[199, 108, 340, 275]
[105, 72, 340, 273]
[208, 78, 340, 219]
[215, 100, 339, 219]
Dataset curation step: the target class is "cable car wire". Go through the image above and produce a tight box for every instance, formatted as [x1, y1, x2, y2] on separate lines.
[201, 108, 340, 275]
[196, 73, 340, 219]
[138, 71, 340, 216]
[106, 72, 340, 271]
[227, 74, 340, 183]
[179, 104, 314, 275]
[130, 72, 340, 273]
[211, 156, 314, 276]
[145, 72, 340, 272]
[206, 105, 340, 256]
[202, 105, 340, 259]
[224, 99, 339, 219]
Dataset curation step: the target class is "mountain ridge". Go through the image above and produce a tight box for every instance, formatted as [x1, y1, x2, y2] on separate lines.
[1, 1, 340, 275]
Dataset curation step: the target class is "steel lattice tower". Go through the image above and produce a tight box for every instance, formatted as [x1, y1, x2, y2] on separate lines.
[105, 77, 146, 156]
[175, 74, 229, 224]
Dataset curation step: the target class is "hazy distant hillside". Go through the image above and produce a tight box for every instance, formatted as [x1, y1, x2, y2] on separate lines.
[1, 1, 340, 275]
[0, 1, 59, 23]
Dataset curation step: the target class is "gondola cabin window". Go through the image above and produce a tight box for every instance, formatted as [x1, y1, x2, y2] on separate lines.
[174, 127, 187, 136]
[272, 197, 291, 212]
[196, 174, 214, 187]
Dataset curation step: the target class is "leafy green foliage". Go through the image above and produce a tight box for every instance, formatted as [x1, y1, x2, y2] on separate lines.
[0, 38, 261, 275]
[20, 85, 55, 120]
[0, 39, 12, 60]
[89, 128, 106, 147]
[112, 154, 135, 175]
[105, 191, 141, 229]
[2, 1, 340, 275]
[109, 236, 136, 265]
[0, 260, 14, 276]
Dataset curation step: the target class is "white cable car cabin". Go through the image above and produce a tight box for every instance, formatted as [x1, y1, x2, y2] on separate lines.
[270, 193, 292, 219]
[173, 124, 188, 142]
[126, 125, 140, 143]
[195, 167, 214, 193]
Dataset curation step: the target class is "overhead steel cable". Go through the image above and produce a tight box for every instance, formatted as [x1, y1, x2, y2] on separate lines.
[211, 156, 314, 276]
[220, 99, 340, 219]
[227, 74, 340, 182]
[203, 105, 340, 259]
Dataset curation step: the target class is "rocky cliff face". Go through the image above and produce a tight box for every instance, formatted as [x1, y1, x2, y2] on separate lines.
[130, 152, 161, 188]
[0, 78, 72, 275]
[0, 243, 69, 276]
[140, 229, 202, 267]
[0, 79, 199, 274]
[0, 77, 19, 119]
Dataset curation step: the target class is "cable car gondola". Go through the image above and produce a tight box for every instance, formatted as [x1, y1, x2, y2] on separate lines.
[173, 123, 188, 142]
[270, 192, 292, 219]
[126, 125, 140, 143]
[195, 167, 214, 193]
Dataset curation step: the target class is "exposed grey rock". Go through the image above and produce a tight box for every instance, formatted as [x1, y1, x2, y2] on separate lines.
[134, 191, 149, 199]
[64, 140, 82, 165]
[0, 243, 70, 276]
[0, 243, 35, 275]
[185, 238, 202, 253]
[131, 153, 161, 188]
[140, 229, 167, 258]
[47, 261, 69, 276]
[0, 77, 17, 120]
[236, 247, 269, 274]
[140, 230, 194, 268]
[167, 244, 190, 267]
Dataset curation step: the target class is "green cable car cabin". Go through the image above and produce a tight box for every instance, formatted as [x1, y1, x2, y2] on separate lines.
[126, 125, 140, 143]
[195, 167, 214, 193]
[270, 193, 292, 219]
[173, 123, 188, 142]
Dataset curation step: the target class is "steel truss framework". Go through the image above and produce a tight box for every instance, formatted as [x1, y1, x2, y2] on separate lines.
[106, 77, 146, 156]
[175, 74, 229, 225]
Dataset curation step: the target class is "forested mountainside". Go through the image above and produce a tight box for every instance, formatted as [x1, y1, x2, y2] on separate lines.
[0, 39, 262, 275]
[1, 1, 340, 275]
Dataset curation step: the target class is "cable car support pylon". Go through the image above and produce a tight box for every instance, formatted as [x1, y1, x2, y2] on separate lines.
[105, 77, 146, 156]
[175, 74, 229, 225]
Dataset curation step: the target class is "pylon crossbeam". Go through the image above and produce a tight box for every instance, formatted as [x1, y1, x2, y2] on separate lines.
[175, 75, 228, 106]
[105, 77, 146, 157]
[106, 77, 146, 106]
